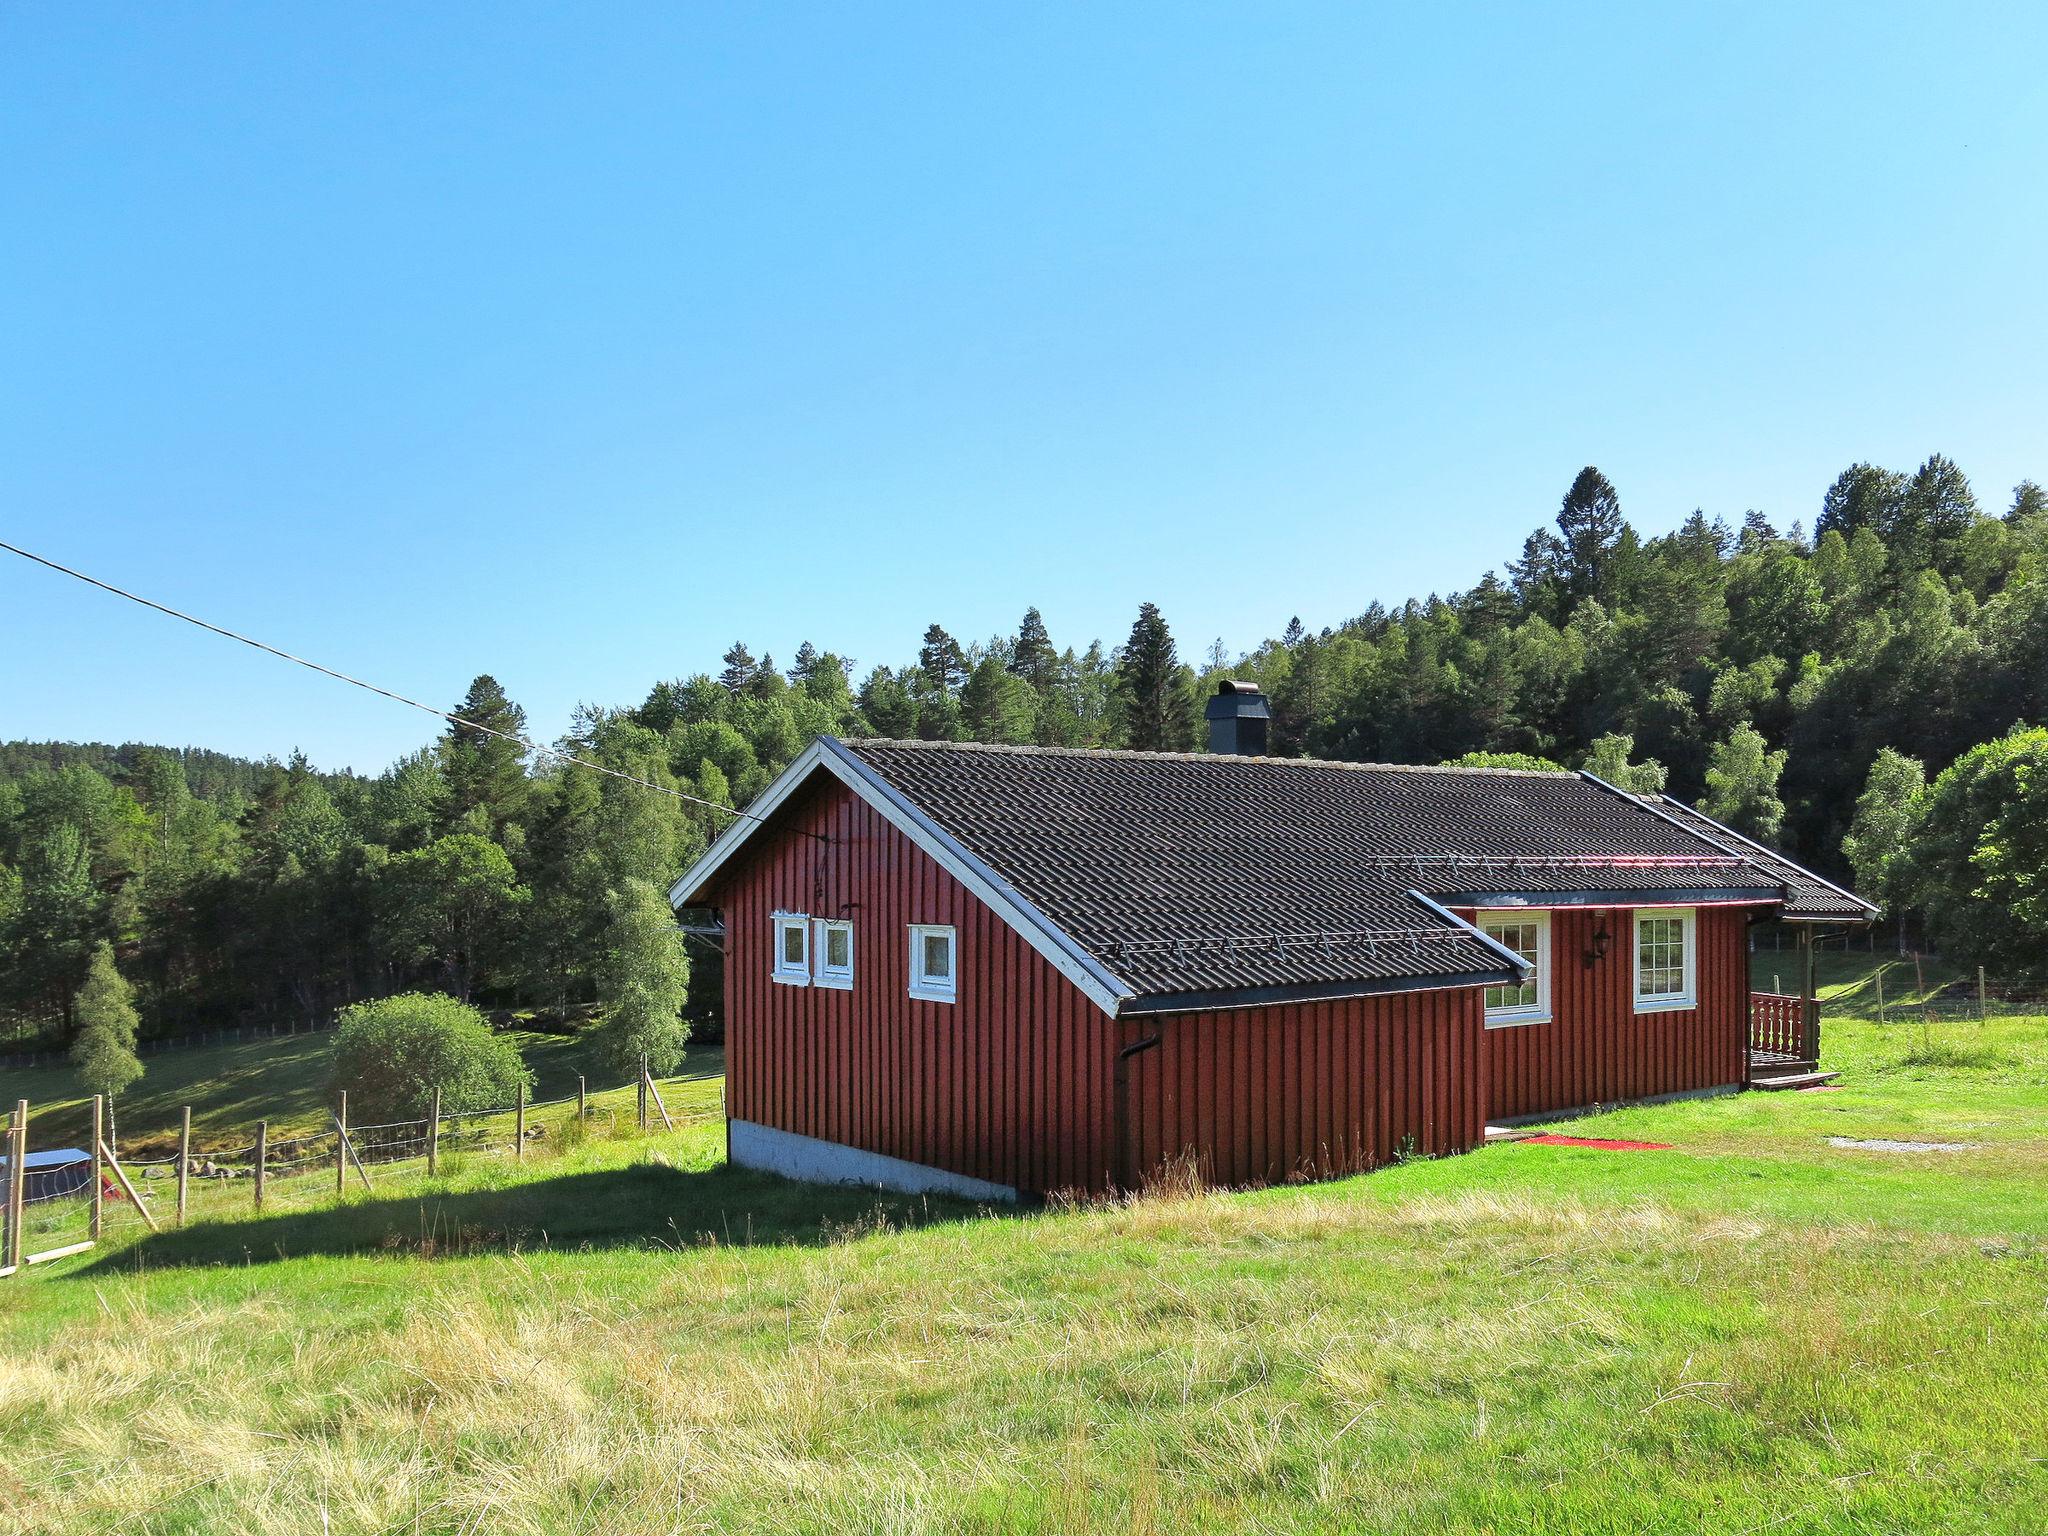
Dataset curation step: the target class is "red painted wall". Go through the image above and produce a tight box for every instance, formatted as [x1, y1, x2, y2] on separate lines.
[1117, 988, 1488, 1187]
[1470, 904, 1753, 1123]
[716, 776, 1120, 1194]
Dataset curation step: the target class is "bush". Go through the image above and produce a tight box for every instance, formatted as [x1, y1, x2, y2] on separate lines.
[329, 992, 532, 1122]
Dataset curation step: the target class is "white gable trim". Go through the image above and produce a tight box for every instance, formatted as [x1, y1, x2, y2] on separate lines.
[668, 737, 1133, 1018]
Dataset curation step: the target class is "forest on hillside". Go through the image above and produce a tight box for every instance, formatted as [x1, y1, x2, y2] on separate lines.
[5, 453, 2047, 1049]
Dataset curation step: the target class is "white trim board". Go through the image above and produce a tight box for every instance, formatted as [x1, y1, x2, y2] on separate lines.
[669, 737, 1133, 1018]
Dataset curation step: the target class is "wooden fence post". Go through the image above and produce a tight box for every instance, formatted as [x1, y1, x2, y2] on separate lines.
[428, 1088, 440, 1176]
[90, 1095, 104, 1242]
[176, 1107, 191, 1227]
[336, 1091, 348, 1195]
[515, 1082, 526, 1161]
[1799, 926, 1819, 1062]
[99, 1140, 159, 1232]
[1875, 965, 1885, 1026]
[254, 1121, 267, 1211]
[638, 1056, 649, 1134]
[6, 1101, 27, 1272]
[1979, 966, 1989, 1025]
[577, 1075, 586, 1123]
[644, 1068, 675, 1133]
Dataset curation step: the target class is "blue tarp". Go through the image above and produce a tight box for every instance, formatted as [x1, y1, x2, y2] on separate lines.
[0, 1149, 93, 1203]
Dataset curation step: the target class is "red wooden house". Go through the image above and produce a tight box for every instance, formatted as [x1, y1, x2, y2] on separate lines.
[669, 685, 1871, 1200]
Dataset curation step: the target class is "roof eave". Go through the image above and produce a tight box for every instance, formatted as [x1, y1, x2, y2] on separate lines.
[1118, 966, 1522, 1018]
[668, 736, 1135, 1018]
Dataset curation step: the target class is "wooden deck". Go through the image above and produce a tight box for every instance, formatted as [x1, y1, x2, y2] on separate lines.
[1748, 993, 1836, 1088]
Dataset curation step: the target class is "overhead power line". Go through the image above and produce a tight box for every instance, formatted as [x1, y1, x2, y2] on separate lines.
[0, 538, 766, 825]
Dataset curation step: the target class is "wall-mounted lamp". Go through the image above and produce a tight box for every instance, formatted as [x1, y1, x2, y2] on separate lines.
[1585, 924, 1612, 966]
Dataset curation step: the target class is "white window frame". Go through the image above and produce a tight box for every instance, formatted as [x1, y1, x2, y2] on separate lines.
[1480, 910, 1550, 1027]
[1633, 906, 1697, 1013]
[771, 911, 810, 986]
[908, 923, 957, 1004]
[814, 918, 854, 990]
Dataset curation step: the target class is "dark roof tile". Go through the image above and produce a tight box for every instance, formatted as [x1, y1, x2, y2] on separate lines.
[836, 739, 1868, 1005]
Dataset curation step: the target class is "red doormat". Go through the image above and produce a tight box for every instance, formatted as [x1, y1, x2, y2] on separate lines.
[1521, 1134, 1673, 1151]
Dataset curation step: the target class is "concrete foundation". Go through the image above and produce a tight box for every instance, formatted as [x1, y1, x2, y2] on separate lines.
[728, 1119, 1020, 1203]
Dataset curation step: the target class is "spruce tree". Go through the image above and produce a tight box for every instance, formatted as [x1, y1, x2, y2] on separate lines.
[1116, 602, 1194, 752]
[439, 675, 530, 837]
[592, 878, 692, 1075]
[1508, 528, 1566, 619]
[1008, 608, 1056, 689]
[71, 940, 142, 1142]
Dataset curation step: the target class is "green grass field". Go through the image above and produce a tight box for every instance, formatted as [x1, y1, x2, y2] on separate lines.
[2, 966, 2043, 1534]
[2, 1025, 726, 1155]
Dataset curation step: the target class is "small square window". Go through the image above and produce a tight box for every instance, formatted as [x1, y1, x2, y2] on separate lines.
[771, 912, 810, 986]
[815, 919, 854, 990]
[909, 924, 956, 1003]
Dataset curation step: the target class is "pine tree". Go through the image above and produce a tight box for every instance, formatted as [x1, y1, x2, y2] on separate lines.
[717, 643, 760, 694]
[71, 940, 142, 1140]
[1281, 616, 1305, 648]
[1738, 510, 1779, 551]
[1555, 466, 1628, 609]
[917, 624, 968, 695]
[1116, 603, 1194, 752]
[438, 676, 530, 838]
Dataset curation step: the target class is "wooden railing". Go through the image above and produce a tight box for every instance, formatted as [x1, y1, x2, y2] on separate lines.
[1750, 992, 1810, 1058]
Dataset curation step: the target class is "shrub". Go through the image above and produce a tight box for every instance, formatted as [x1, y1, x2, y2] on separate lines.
[329, 992, 531, 1122]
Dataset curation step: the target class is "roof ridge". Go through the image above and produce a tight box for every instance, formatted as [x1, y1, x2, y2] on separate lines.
[840, 737, 1577, 778]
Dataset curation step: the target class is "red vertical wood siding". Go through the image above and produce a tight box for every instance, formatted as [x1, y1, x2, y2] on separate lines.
[1119, 987, 1488, 1187]
[719, 777, 1120, 1194]
[1472, 904, 1753, 1123]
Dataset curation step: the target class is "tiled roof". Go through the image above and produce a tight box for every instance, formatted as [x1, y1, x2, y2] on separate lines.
[834, 740, 1863, 1008]
[1635, 795, 1876, 922]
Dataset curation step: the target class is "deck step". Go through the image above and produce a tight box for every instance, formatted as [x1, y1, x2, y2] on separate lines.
[1747, 1069, 1839, 1091]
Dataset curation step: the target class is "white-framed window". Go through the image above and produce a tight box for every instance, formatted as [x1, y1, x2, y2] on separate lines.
[771, 911, 810, 986]
[1480, 911, 1550, 1026]
[1634, 907, 1697, 1011]
[814, 918, 854, 990]
[908, 924, 957, 1003]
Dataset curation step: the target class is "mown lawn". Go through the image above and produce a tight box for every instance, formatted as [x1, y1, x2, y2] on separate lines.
[1, 984, 2043, 1534]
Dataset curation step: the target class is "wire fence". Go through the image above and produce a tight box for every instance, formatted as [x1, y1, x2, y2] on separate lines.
[2, 1065, 723, 1274]
[0, 1013, 339, 1071]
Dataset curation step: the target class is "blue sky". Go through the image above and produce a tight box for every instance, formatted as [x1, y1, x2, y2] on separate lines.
[4, 4, 2045, 773]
